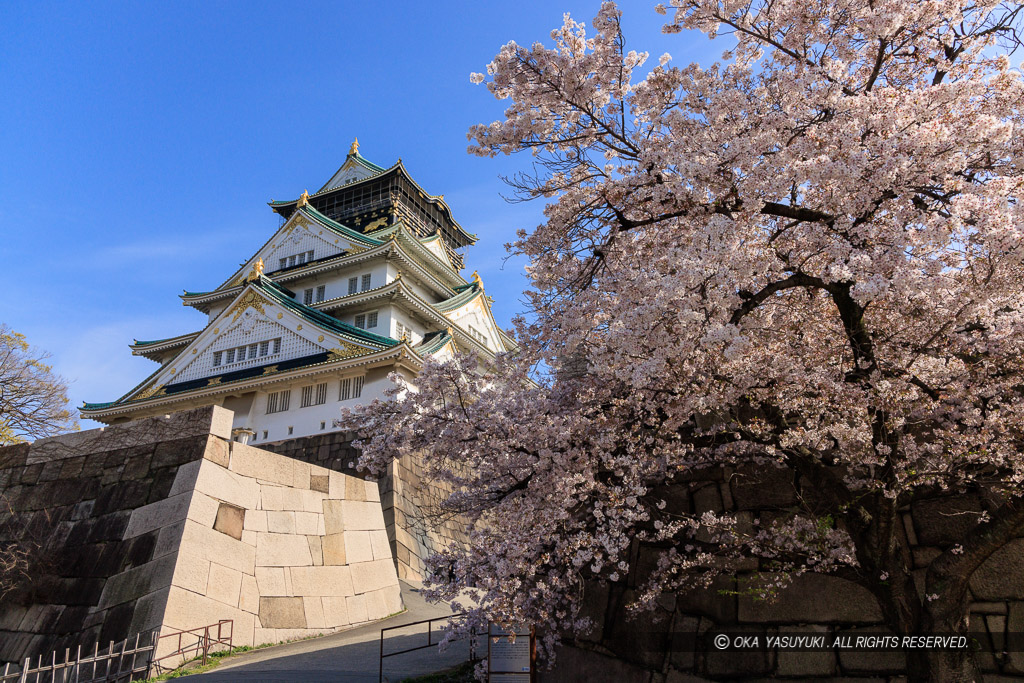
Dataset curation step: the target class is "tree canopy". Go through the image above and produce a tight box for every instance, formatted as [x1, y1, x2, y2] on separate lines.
[343, 1, 1024, 679]
[0, 325, 77, 445]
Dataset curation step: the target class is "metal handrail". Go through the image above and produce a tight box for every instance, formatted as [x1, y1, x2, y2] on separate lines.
[152, 620, 233, 672]
[378, 613, 482, 683]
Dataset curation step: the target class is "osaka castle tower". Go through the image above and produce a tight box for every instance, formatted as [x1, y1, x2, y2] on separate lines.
[82, 141, 514, 442]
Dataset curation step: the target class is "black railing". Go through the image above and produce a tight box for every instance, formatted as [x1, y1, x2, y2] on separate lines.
[378, 613, 482, 683]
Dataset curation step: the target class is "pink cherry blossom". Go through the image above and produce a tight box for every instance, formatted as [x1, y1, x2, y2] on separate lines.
[341, 2, 1024, 679]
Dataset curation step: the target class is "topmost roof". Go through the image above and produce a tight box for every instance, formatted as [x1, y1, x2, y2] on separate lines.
[267, 142, 477, 247]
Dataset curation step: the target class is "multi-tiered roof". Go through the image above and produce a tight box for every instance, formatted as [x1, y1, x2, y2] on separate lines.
[82, 144, 513, 435]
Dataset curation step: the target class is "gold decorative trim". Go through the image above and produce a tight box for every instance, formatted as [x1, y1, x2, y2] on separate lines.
[134, 383, 166, 401]
[262, 365, 278, 375]
[328, 339, 369, 360]
[318, 335, 324, 342]
[207, 377, 222, 387]
[277, 313, 283, 319]
[297, 324, 303, 330]
[229, 290, 267, 322]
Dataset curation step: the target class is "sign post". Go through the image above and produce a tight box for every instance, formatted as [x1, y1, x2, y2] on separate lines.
[487, 623, 535, 682]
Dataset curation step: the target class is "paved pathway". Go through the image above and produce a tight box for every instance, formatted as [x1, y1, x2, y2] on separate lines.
[195, 582, 476, 682]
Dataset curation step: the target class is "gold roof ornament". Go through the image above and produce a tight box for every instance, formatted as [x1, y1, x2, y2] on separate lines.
[297, 190, 310, 208]
[247, 257, 265, 282]
[349, 138, 359, 155]
[471, 270, 481, 284]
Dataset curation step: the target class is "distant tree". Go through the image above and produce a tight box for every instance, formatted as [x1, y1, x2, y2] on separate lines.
[344, 1, 1024, 680]
[0, 325, 77, 445]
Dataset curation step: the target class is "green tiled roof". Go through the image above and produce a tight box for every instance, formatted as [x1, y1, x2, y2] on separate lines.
[414, 331, 454, 356]
[434, 281, 482, 313]
[252, 275, 398, 348]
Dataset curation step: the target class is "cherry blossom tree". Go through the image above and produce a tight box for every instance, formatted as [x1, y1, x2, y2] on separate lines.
[343, 1, 1024, 679]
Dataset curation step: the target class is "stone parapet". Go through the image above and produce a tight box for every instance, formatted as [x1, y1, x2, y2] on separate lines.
[0, 407, 402, 668]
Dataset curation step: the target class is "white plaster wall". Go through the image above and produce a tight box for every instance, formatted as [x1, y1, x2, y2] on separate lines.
[243, 368, 395, 445]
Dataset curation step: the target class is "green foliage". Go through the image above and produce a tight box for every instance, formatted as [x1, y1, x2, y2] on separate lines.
[0, 324, 77, 445]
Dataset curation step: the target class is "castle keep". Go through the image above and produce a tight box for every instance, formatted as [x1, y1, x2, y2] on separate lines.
[81, 140, 513, 441]
[0, 146, 510, 669]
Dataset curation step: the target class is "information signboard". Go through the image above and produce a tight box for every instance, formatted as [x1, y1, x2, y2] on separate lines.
[488, 623, 534, 682]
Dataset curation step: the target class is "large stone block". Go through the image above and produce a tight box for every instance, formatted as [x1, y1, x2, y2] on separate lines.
[259, 485, 298, 512]
[289, 566, 354, 597]
[342, 500, 386, 531]
[971, 539, 1024, 600]
[123, 492, 192, 538]
[345, 531, 374, 564]
[350, 559, 399, 595]
[181, 519, 256, 574]
[346, 593, 369, 623]
[196, 459, 259, 510]
[294, 511, 319, 535]
[322, 596, 350, 628]
[168, 460, 201, 497]
[303, 596, 326, 629]
[243, 509, 268, 533]
[370, 529, 391, 561]
[256, 532, 313, 567]
[97, 553, 177, 609]
[912, 496, 983, 546]
[255, 567, 287, 596]
[322, 533, 347, 566]
[230, 445, 299, 488]
[207, 562, 243, 607]
[172, 552, 211, 594]
[187, 491, 222, 528]
[307, 535, 323, 566]
[239, 574, 259, 613]
[738, 573, 883, 624]
[776, 625, 835, 676]
[213, 503, 245, 541]
[259, 596, 306, 629]
[267, 511, 297, 534]
[162, 585, 255, 643]
[346, 476, 366, 501]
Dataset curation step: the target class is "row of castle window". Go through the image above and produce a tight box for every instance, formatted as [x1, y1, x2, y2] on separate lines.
[265, 376, 364, 415]
[302, 286, 326, 305]
[348, 274, 372, 295]
[279, 251, 315, 270]
[354, 311, 378, 329]
[467, 325, 488, 345]
[213, 338, 281, 367]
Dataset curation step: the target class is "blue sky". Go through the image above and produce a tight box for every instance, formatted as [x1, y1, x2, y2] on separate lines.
[0, 1, 719, 429]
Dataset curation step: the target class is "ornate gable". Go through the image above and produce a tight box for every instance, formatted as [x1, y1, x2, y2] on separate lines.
[122, 282, 386, 403]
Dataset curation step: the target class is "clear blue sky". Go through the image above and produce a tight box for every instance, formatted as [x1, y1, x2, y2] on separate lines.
[0, 1, 718, 429]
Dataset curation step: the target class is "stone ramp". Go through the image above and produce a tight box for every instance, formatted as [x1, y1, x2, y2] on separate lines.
[197, 582, 474, 682]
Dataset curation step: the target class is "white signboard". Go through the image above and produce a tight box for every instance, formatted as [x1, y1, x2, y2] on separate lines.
[488, 623, 533, 680]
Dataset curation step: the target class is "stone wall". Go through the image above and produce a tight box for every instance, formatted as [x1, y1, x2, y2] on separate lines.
[258, 434, 469, 582]
[538, 465, 1024, 681]
[0, 407, 402, 668]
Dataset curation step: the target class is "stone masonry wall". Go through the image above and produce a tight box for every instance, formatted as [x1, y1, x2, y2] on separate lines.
[0, 407, 402, 668]
[539, 465, 1024, 682]
[258, 433, 469, 582]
